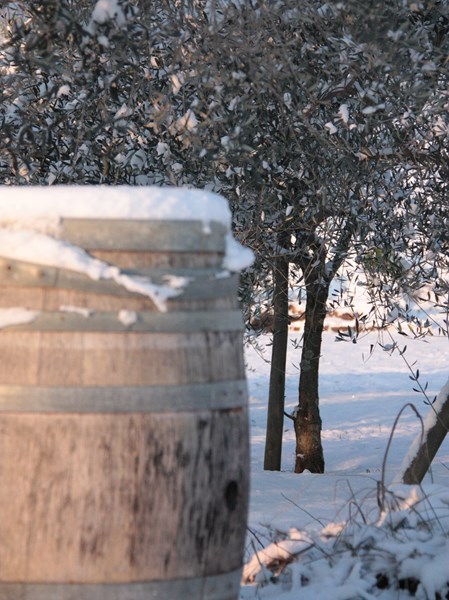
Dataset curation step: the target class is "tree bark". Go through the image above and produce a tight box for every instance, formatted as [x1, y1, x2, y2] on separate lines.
[293, 282, 328, 473]
[400, 377, 449, 484]
[264, 251, 289, 471]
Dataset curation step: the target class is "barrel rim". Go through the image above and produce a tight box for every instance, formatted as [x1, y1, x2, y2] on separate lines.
[0, 380, 248, 413]
[0, 257, 236, 301]
[0, 567, 242, 599]
[60, 218, 228, 252]
[0, 309, 244, 332]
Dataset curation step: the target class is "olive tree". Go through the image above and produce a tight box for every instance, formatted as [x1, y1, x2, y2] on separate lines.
[163, 0, 449, 473]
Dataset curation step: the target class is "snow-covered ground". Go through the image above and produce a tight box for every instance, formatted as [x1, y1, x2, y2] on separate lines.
[242, 330, 449, 598]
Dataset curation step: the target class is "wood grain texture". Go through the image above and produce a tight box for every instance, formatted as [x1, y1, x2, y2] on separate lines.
[90, 249, 223, 269]
[0, 259, 239, 312]
[0, 331, 245, 386]
[0, 410, 249, 582]
[61, 219, 227, 253]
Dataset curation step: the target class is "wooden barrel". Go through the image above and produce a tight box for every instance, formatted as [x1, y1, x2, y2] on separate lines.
[0, 218, 249, 599]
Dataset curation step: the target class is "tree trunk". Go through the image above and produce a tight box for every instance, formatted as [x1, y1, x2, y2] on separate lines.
[399, 377, 449, 484]
[293, 282, 328, 473]
[264, 251, 289, 471]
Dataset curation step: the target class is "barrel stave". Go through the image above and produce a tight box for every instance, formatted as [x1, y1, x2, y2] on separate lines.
[0, 410, 248, 583]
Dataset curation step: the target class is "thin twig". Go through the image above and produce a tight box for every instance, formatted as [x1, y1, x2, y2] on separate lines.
[378, 403, 424, 512]
[280, 492, 325, 527]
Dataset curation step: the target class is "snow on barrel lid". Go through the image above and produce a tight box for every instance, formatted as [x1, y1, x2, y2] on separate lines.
[0, 186, 253, 299]
[0, 185, 232, 226]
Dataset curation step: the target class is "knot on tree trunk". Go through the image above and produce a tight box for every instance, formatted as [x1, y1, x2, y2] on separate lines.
[294, 406, 322, 427]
